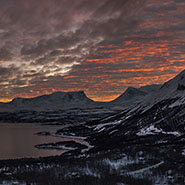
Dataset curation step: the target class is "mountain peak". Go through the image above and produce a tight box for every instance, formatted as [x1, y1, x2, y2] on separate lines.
[112, 87, 147, 104]
[126, 86, 138, 92]
[123, 87, 147, 96]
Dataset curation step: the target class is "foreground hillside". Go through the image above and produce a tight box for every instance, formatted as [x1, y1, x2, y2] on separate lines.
[56, 70, 185, 153]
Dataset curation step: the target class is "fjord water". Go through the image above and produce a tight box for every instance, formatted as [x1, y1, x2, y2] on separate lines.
[0, 123, 65, 160]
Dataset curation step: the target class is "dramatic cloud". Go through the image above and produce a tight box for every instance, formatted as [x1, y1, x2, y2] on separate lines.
[0, 0, 184, 101]
[0, 47, 12, 61]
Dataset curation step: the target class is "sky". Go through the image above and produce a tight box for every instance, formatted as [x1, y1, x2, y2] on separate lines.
[0, 0, 185, 102]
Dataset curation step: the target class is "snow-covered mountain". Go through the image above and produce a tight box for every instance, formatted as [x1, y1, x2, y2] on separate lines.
[57, 70, 185, 154]
[0, 91, 97, 111]
[88, 70, 185, 150]
[0, 85, 160, 112]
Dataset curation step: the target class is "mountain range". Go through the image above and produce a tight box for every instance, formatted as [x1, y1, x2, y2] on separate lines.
[0, 85, 161, 112]
[0, 91, 95, 112]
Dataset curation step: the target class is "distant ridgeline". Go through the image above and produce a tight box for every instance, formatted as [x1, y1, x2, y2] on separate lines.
[0, 85, 162, 112]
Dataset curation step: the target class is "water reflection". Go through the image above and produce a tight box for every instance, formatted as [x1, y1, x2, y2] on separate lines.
[0, 123, 66, 159]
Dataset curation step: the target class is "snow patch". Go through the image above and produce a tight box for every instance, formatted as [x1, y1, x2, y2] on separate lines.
[94, 120, 122, 131]
[81, 166, 101, 178]
[169, 97, 185, 108]
[137, 125, 181, 136]
[103, 157, 135, 171]
[182, 149, 185, 156]
[109, 129, 118, 135]
[80, 140, 94, 153]
[124, 161, 164, 175]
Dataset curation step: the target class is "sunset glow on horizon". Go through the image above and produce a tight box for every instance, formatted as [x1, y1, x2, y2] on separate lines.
[0, 0, 184, 102]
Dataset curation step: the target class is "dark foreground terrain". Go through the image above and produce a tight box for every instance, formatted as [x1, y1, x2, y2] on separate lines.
[0, 99, 185, 185]
[0, 144, 184, 185]
[0, 98, 185, 185]
[1, 71, 185, 184]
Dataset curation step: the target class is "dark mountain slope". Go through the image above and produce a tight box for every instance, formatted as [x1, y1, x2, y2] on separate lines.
[110, 87, 147, 105]
[57, 70, 185, 154]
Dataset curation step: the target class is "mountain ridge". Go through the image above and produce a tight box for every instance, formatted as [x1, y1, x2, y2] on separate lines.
[0, 84, 161, 112]
[0, 91, 96, 111]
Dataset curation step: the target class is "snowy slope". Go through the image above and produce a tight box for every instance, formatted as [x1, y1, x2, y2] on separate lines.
[141, 70, 185, 111]
[57, 70, 185, 152]
[88, 70, 185, 148]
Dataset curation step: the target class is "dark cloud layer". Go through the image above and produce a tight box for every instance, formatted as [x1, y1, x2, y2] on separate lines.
[0, 0, 184, 101]
[0, 47, 12, 61]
